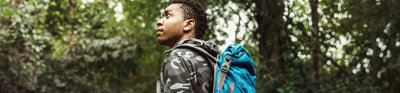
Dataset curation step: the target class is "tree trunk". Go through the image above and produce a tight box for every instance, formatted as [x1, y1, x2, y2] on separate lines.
[309, 0, 322, 90]
[255, 0, 286, 92]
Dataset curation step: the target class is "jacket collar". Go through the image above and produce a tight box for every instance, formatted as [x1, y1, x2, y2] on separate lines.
[164, 38, 219, 56]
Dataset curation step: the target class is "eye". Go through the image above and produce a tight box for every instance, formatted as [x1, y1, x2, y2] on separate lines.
[165, 13, 171, 17]
[162, 12, 171, 18]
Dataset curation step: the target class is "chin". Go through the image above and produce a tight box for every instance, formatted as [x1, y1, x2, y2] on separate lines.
[157, 38, 167, 45]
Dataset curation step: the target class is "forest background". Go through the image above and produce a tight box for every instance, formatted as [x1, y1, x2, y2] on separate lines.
[0, 0, 399, 92]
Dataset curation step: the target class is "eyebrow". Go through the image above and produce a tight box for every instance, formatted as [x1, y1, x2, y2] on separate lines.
[163, 10, 172, 15]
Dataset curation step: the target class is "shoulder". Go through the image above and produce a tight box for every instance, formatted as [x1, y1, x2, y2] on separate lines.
[162, 48, 200, 78]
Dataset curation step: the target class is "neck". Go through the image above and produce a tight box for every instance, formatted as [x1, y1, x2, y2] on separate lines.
[168, 32, 196, 48]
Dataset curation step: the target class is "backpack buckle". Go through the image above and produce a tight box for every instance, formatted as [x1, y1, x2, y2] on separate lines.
[220, 55, 232, 73]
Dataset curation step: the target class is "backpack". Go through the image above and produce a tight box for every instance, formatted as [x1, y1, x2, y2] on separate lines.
[175, 43, 256, 93]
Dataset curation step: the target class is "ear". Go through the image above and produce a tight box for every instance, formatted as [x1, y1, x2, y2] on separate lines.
[183, 19, 195, 32]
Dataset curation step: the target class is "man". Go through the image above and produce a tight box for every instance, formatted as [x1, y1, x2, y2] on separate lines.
[156, 0, 219, 93]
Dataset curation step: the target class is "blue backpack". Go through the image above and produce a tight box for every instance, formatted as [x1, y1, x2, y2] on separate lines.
[175, 43, 256, 93]
[213, 44, 256, 93]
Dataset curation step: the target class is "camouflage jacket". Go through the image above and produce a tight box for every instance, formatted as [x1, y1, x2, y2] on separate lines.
[157, 39, 219, 93]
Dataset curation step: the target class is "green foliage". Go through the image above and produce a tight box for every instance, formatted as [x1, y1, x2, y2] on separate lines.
[251, 0, 400, 92]
[0, 0, 166, 92]
[1, 0, 399, 92]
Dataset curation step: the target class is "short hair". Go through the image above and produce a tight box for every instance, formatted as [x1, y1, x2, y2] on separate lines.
[171, 0, 208, 39]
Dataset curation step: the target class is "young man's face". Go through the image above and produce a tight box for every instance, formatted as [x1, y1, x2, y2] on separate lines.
[156, 4, 186, 47]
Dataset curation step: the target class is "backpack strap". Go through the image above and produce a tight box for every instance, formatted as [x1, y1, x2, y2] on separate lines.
[217, 55, 232, 90]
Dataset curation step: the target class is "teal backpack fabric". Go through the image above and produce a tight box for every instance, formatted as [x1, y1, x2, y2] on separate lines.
[213, 44, 256, 93]
[172, 39, 256, 93]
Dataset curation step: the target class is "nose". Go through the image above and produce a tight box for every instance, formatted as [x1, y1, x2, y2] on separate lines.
[156, 18, 163, 27]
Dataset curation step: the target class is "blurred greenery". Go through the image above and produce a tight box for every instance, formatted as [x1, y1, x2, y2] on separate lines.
[0, 0, 399, 92]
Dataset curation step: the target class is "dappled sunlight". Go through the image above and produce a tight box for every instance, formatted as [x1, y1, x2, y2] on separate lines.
[0, 0, 399, 92]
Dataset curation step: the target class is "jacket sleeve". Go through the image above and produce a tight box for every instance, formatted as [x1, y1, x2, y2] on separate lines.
[161, 52, 195, 93]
